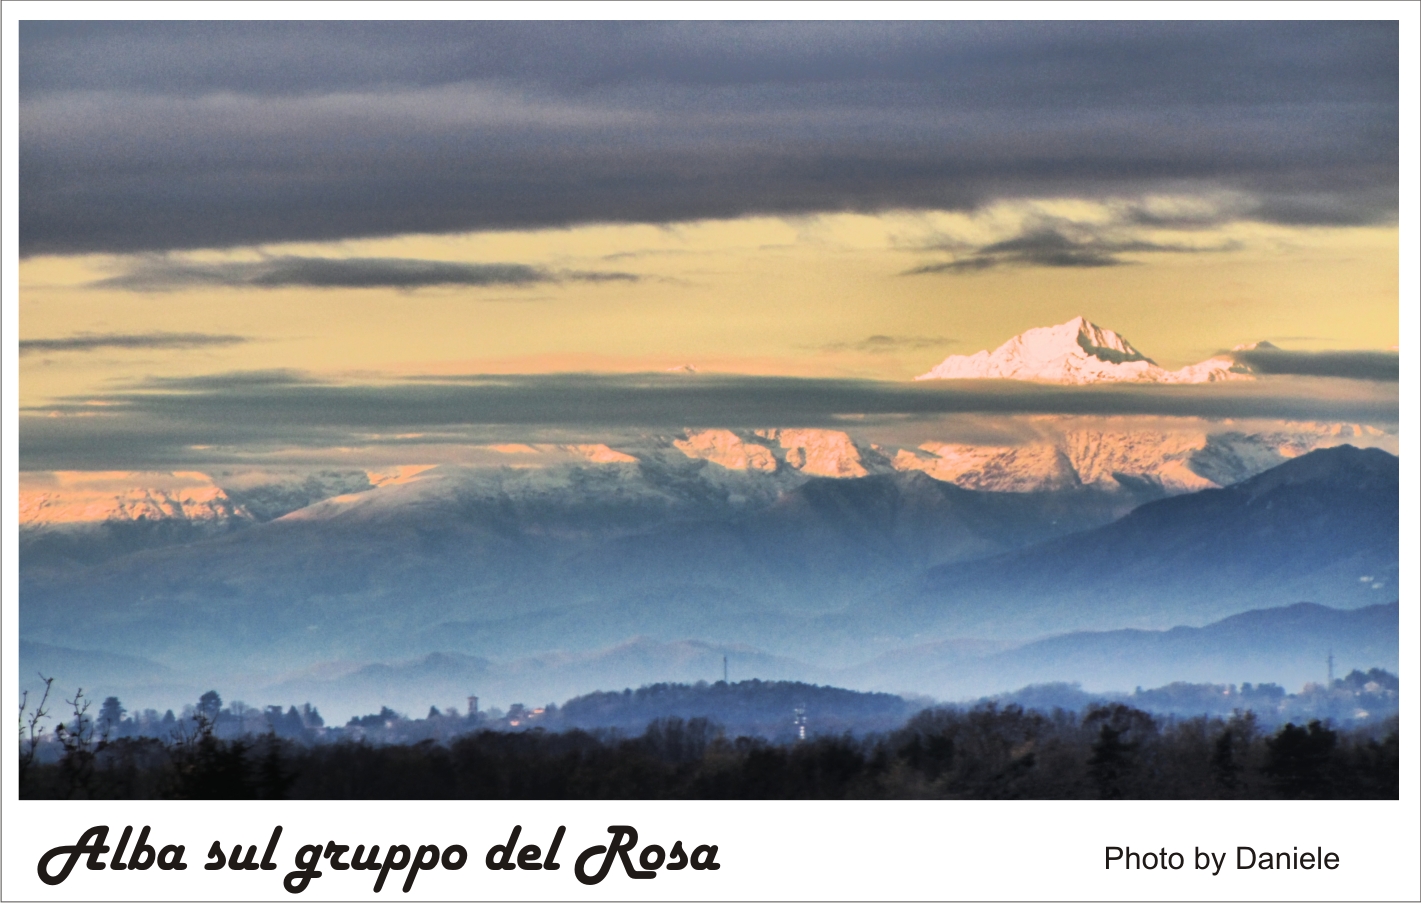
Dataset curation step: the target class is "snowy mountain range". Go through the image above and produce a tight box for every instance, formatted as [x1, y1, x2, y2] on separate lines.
[19, 418, 1388, 538]
[20, 441, 1396, 652]
[19, 470, 253, 529]
[16, 317, 1398, 716]
[916, 316, 1256, 383]
[18, 315, 1390, 535]
[19, 318, 1388, 535]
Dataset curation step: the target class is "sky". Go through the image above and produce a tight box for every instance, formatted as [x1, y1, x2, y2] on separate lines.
[16, 21, 1401, 471]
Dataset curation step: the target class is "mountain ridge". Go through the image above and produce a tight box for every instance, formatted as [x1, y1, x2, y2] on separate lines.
[887, 445, 1398, 640]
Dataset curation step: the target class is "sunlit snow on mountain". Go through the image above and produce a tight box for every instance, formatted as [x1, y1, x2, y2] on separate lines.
[19, 470, 253, 528]
[915, 316, 1254, 383]
[17, 421, 1392, 532]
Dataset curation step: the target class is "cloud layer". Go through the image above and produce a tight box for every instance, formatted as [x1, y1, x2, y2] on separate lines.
[94, 256, 637, 291]
[20, 370, 1398, 470]
[816, 335, 957, 354]
[1231, 349, 1399, 382]
[19, 332, 250, 355]
[904, 226, 1242, 273]
[20, 22, 1398, 255]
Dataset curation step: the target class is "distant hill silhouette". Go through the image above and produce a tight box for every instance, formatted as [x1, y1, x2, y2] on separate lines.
[263, 638, 815, 722]
[843, 602, 1397, 699]
[553, 679, 916, 739]
[884, 446, 1397, 640]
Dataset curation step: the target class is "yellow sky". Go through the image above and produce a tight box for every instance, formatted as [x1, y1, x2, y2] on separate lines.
[18, 204, 1399, 408]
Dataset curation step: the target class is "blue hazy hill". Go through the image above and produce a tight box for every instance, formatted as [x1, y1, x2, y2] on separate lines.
[842, 601, 1397, 699]
[887, 445, 1397, 640]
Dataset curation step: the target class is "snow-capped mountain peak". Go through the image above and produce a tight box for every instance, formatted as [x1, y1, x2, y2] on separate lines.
[915, 317, 1256, 384]
[1043, 315, 1151, 363]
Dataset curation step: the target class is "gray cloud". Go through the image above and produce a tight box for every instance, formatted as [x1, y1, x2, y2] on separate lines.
[132, 369, 322, 391]
[817, 335, 957, 354]
[20, 370, 1397, 470]
[19, 22, 1397, 256]
[1232, 349, 1399, 382]
[560, 271, 641, 284]
[95, 256, 638, 291]
[1121, 209, 1234, 230]
[18, 332, 250, 355]
[905, 227, 1241, 274]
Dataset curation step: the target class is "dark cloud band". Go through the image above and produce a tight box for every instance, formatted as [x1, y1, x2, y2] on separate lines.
[19, 21, 1398, 256]
[1231, 349, 1399, 382]
[817, 335, 957, 354]
[905, 227, 1244, 274]
[95, 257, 637, 291]
[19, 371, 1397, 470]
[18, 332, 249, 354]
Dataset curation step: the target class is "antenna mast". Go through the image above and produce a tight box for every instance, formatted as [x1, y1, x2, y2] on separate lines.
[1327, 649, 1334, 686]
[723, 655, 728, 685]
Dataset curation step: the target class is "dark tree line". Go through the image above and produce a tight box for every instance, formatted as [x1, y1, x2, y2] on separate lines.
[77, 690, 326, 743]
[20, 701, 1397, 800]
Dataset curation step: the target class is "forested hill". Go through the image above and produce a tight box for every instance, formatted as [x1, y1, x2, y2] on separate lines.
[551, 680, 917, 739]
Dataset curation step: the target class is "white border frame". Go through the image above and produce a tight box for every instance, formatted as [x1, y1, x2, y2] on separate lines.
[3, 4, 1417, 901]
